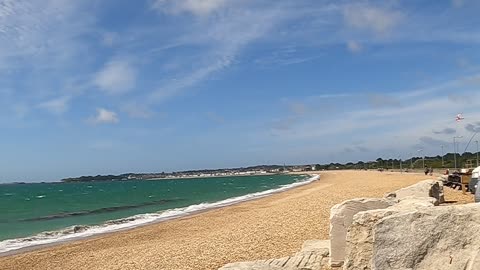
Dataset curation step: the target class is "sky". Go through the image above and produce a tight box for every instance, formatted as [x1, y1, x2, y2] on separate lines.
[1, 0, 480, 182]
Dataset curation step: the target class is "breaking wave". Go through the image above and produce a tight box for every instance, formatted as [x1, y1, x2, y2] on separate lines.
[0, 174, 319, 254]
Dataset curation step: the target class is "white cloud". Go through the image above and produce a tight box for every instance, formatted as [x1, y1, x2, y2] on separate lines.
[347, 40, 362, 53]
[88, 108, 119, 125]
[152, 0, 226, 16]
[343, 4, 403, 36]
[38, 96, 71, 114]
[94, 60, 136, 95]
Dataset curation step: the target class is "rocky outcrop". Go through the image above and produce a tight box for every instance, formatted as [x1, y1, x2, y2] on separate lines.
[385, 179, 444, 204]
[329, 198, 396, 267]
[372, 203, 480, 270]
[344, 197, 437, 270]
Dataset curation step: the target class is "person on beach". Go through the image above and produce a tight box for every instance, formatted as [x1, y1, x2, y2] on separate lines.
[424, 166, 429, 175]
[429, 168, 433, 176]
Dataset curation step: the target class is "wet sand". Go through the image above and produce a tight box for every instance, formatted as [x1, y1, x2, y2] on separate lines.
[0, 170, 472, 270]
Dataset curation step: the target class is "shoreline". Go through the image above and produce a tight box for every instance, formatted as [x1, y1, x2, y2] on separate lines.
[1, 170, 471, 270]
[0, 174, 319, 257]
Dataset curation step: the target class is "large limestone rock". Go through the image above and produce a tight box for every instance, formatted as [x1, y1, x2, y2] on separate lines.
[385, 179, 444, 204]
[345, 202, 480, 270]
[344, 197, 437, 270]
[329, 198, 396, 267]
[373, 203, 480, 270]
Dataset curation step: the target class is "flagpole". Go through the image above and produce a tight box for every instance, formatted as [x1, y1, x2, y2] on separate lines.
[454, 136, 464, 171]
[441, 145, 444, 167]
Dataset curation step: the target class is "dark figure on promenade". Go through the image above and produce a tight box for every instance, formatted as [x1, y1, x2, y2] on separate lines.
[424, 166, 429, 175]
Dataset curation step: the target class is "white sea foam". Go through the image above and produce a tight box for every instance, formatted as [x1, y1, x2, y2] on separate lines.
[0, 174, 319, 254]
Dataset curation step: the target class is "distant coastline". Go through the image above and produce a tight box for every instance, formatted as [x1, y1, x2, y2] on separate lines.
[3, 151, 476, 184]
[60, 164, 313, 183]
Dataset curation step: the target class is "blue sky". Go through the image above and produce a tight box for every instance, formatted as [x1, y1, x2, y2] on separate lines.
[1, 0, 480, 182]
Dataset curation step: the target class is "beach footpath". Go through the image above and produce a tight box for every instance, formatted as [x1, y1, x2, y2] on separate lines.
[0, 171, 472, 270]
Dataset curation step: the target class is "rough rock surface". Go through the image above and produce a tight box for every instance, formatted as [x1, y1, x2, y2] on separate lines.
[344, 197, 437, 270]
[298, 240, 330, 257]
[329, 198, 396, 267]
[372, 203, 480, 270]
[219, 240, 330, 270]
[385, 179, 444, 204]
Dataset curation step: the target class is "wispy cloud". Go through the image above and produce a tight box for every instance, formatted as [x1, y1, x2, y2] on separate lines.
[149, 2, 289, 103]
[312, 93, 355, 99]
[11, 103, 30, 119]
[0, 1, 95, 72]
[38, 96, 71, 115]
[101, 32, 117, 47]
[343, 4, 403, 37]
[265, 73, 480, 160]
[150, 58, 231, 102]
[419, 136, 449, 146]
[288, 102, 307, 116]
[152, 0, 226, 16]
[88, 108, 119, 125]
[94, 60, 137, 95]
[346, 40, 362, 53]
[466, 122, 480, 133]
[367, 93, 402, 108]
[254, 46, 321, 67]
[433, 127, 456, 135]
[121, 103, 154, 119]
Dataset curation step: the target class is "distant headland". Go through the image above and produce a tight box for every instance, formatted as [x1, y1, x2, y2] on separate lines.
[61, 151, 479, 182]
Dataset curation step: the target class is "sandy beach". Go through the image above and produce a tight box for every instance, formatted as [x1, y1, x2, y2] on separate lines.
[0, 170, 473, 270]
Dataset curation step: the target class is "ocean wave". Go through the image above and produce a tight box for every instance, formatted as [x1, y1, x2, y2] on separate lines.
[0, 174, 319, 254]
[20, 199, 180, 222]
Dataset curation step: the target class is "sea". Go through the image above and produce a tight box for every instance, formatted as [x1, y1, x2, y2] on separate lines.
[0, 174, 318, 253]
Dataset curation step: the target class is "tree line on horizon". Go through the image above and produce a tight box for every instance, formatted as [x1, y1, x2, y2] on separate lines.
[313, 152, 479, 171]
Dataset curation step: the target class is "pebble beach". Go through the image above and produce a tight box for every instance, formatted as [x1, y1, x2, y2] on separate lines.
[0, 170, 473, 270]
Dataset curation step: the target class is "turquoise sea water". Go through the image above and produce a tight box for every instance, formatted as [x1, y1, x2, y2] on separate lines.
[0, 174, 314, 252]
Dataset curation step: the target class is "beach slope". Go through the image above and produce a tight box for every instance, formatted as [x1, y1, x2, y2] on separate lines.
[0, 170, 470, 270]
